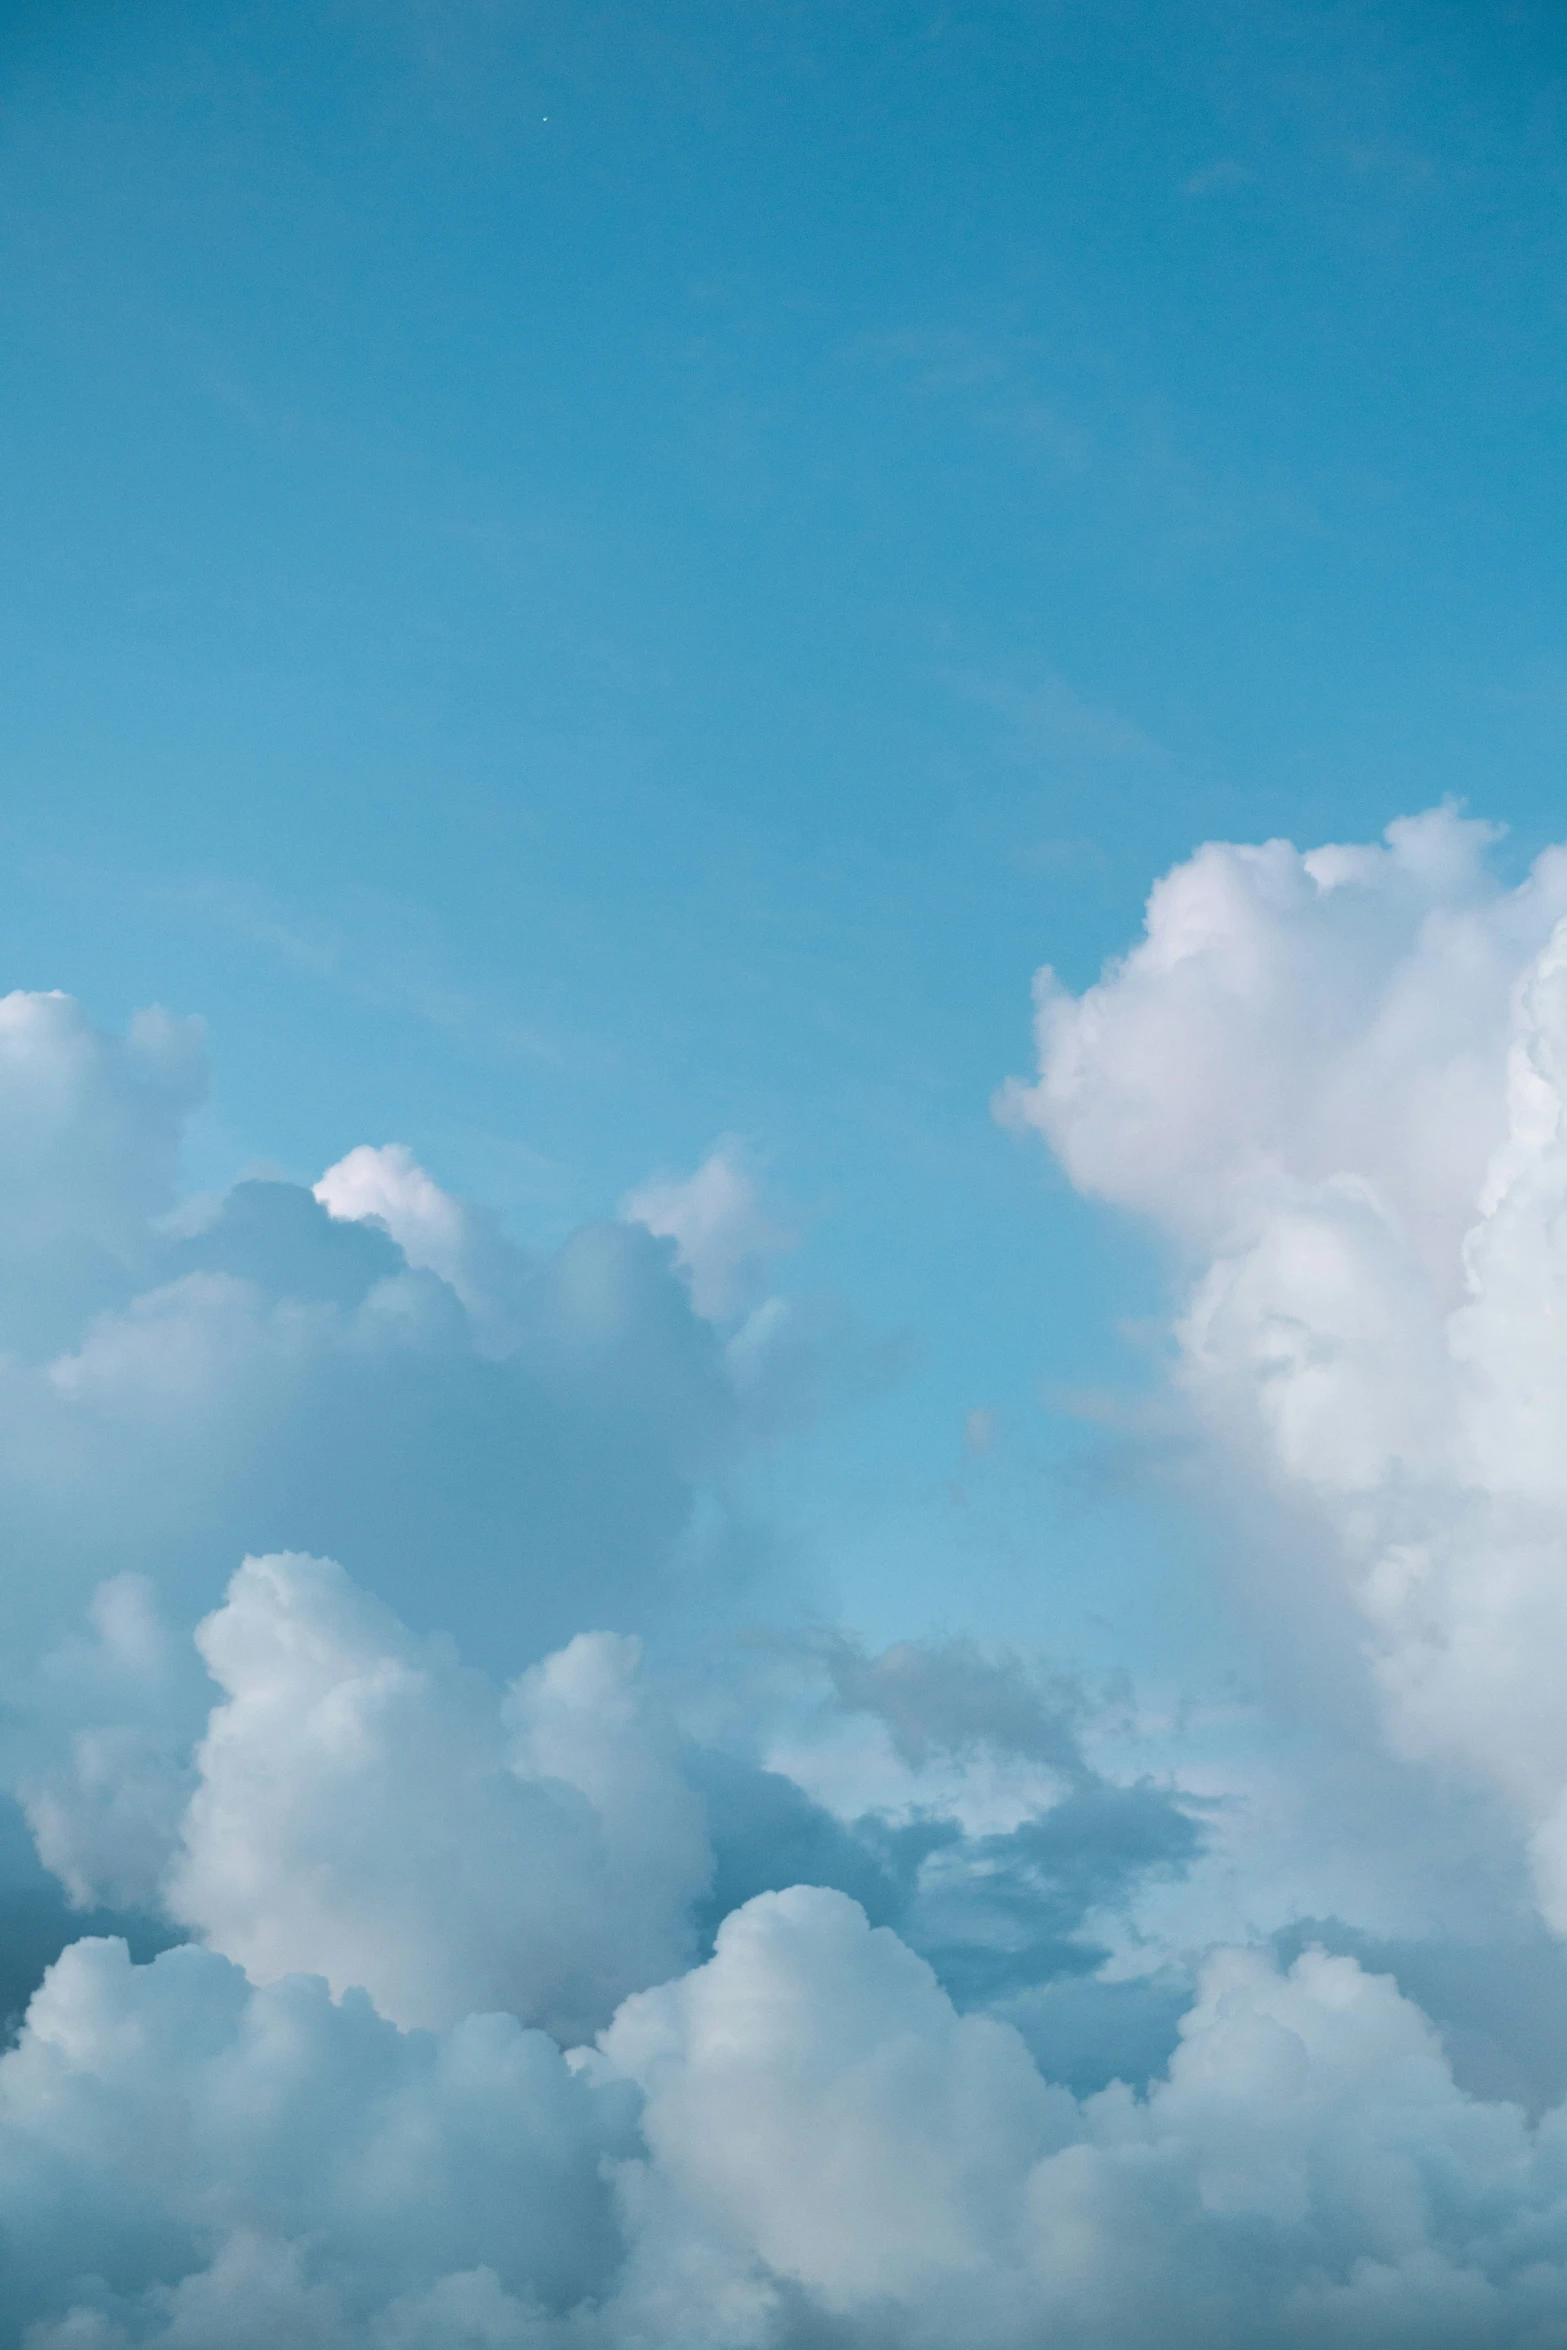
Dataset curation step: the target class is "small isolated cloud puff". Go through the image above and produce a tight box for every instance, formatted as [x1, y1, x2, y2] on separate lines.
[164, 1553, 710, 2041]
[1003, 806, 1567, 1932]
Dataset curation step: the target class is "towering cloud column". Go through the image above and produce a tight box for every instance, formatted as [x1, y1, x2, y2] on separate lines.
[1003, 808, 1567, 1922]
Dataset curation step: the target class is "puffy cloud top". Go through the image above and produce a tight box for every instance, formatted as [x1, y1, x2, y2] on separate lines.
[1002, 808, 1567, 1284]
[165, 1556, 711, 2040]
[8, 1896, 1567, 2348]
[1006, 809, 1567, 1933]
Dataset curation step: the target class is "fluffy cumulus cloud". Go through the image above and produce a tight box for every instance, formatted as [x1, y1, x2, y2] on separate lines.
[10, 852, 1567, 2350]
[164, 1554, 709, 2041]
[1003, 808, 1567, 1937]
[0, 1039, 760, 1679]
[0, 1931, 636, 2347]
[9, 1894, 1567, 2347]
[597, 1888, 1567, 2349]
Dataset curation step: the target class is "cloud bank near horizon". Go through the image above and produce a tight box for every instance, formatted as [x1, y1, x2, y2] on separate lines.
[8, 809, 1567, 2342]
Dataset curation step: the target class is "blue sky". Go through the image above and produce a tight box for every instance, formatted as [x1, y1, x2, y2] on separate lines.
[7, 12, 1567, 2340]
[9, 0, 1567, 1681]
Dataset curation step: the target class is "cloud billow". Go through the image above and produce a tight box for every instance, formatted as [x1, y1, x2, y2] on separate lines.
[6, 875, 1567, 2347]
[1004, 808, 1567, 1926]
[9, 1890, 1567, 2346]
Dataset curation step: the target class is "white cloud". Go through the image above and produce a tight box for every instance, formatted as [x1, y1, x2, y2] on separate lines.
[601, 1891, 1567, 2346]
[1005, 807, 1567, 1931]
[600, 1886, 1073, 2315]
[14, 1893, 1567, 2348]
[0, 1005, 758, 1678]
[10, 915, 1567, 2346]
[24, 1724, 192, 1918]
[315, 1144, 526, 1355]
[999, 806, 1553, 1278]
[316, 1142, 473, 1285]
[165, 1554, 710, 2040]
[622, 1144, 794, 1323]
[0, 1932, 632, 2346]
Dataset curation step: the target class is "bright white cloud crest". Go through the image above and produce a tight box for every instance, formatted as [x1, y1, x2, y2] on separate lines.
[1006, 807, 1567, 1913]
[7, 823, 1567, 2346]
[164, 1555, 709, 2041]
